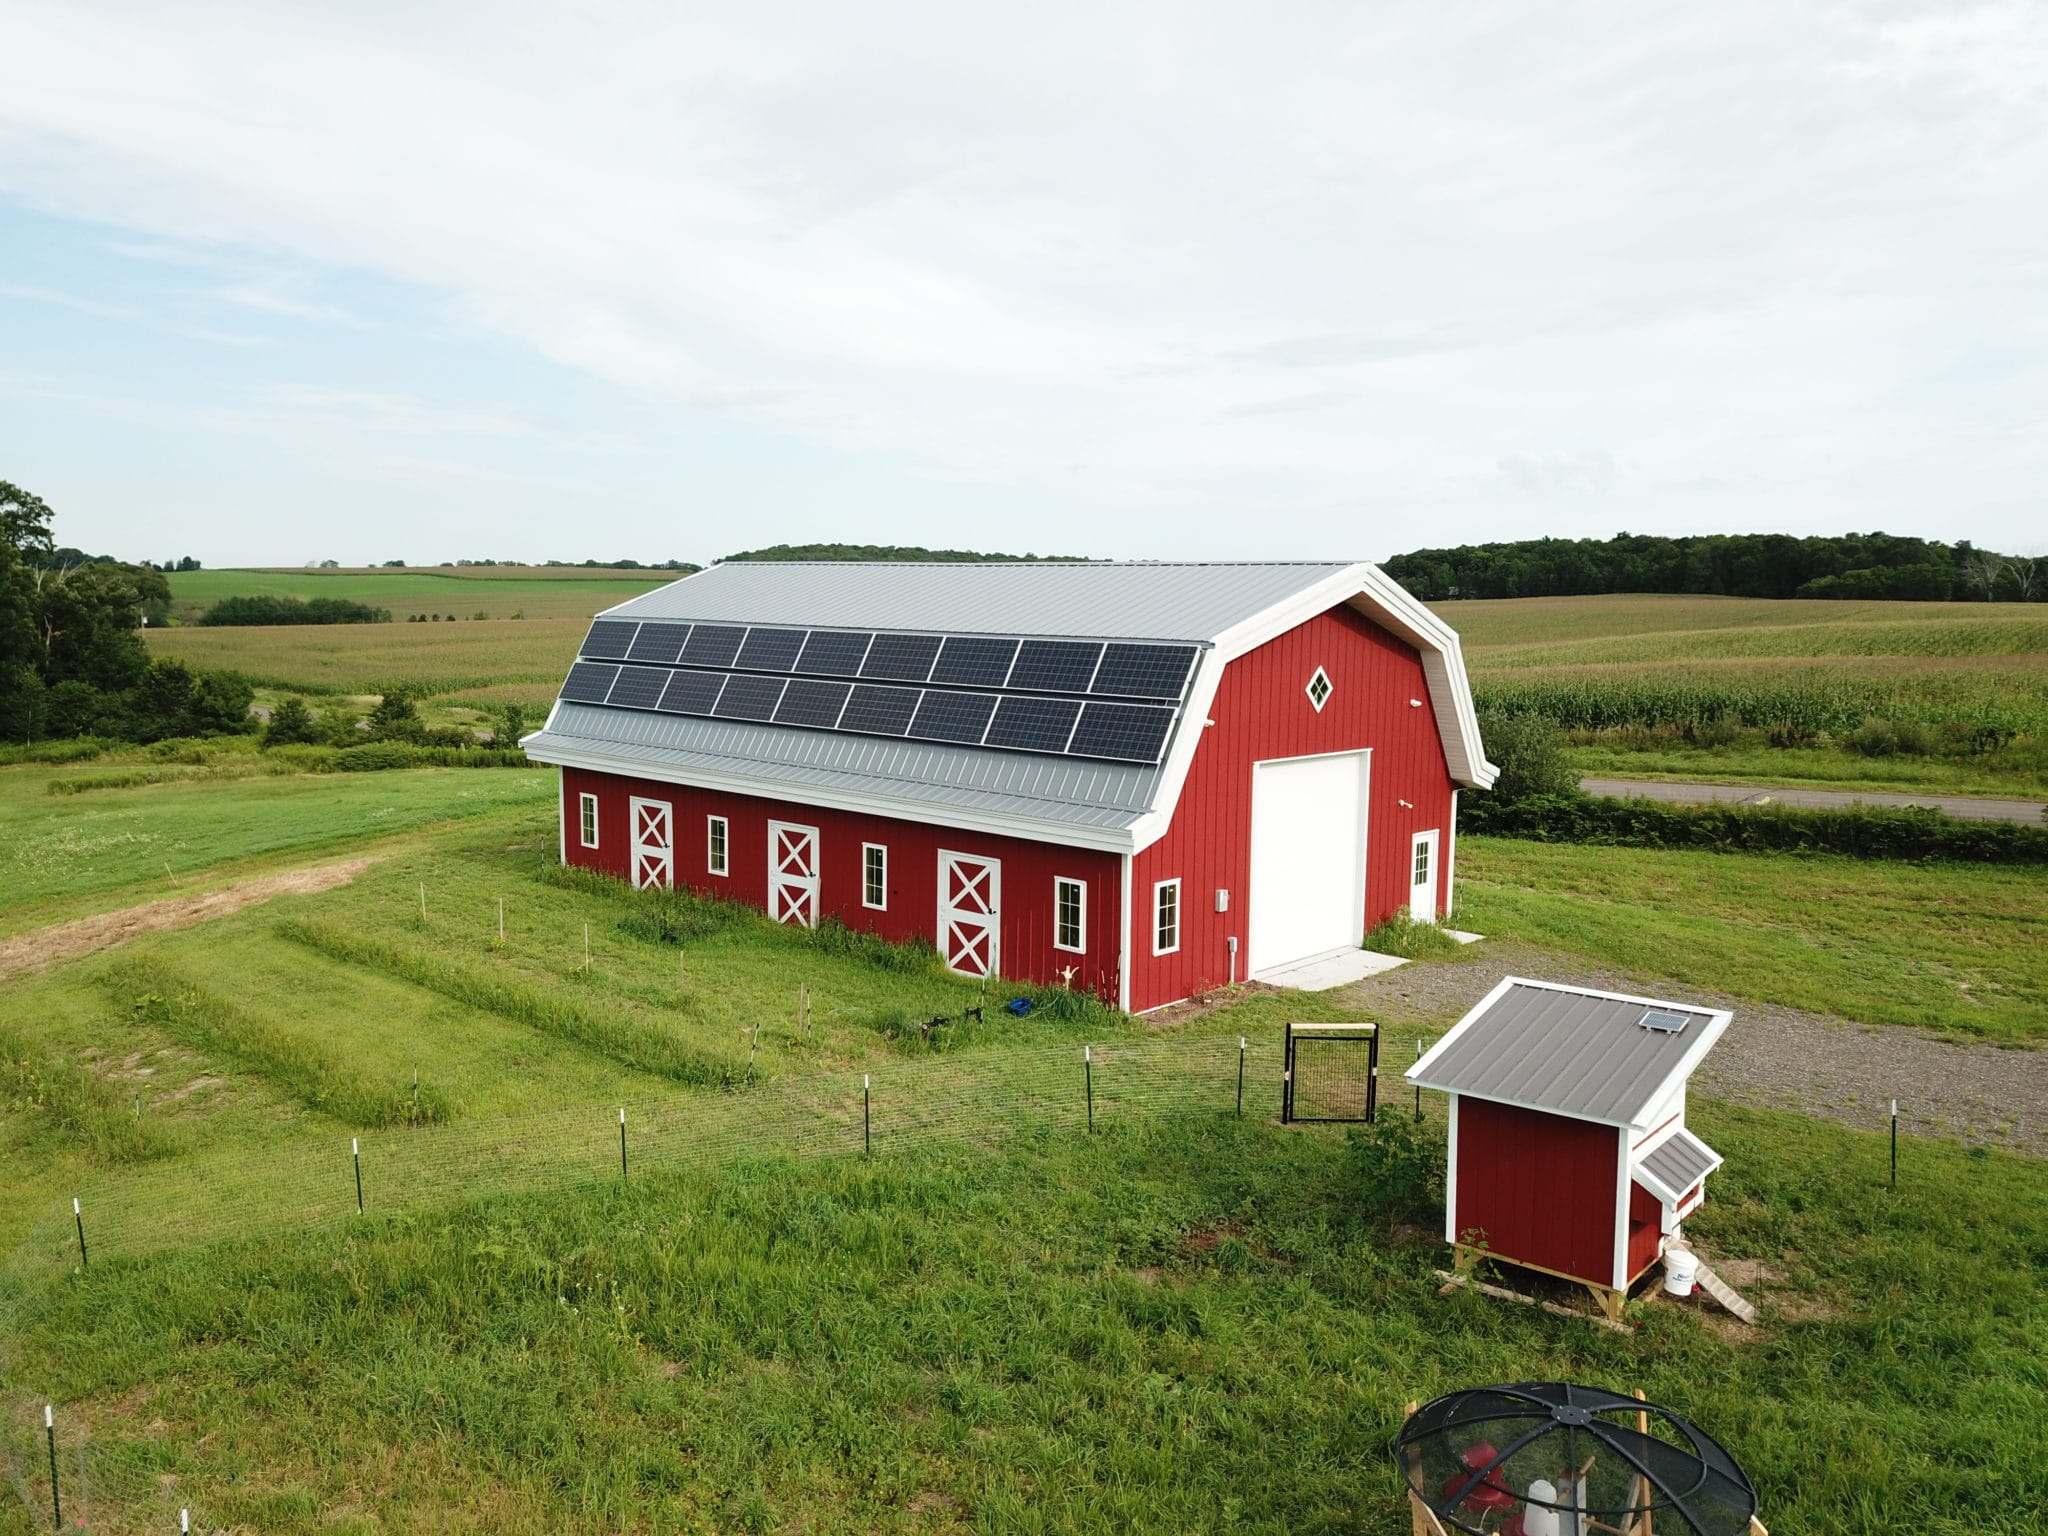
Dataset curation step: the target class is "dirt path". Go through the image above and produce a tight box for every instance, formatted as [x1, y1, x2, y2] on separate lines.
[0, 857, 381, 979]
[1338, 940, 2045, 1158]
[1580, 776, 2046, 824]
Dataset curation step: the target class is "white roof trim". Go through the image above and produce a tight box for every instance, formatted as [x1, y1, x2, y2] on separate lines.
[521, 739, 1137, 853]
[1407, 975, 1732, 1131]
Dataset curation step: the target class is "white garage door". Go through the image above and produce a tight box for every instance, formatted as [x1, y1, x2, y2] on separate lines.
[1249, 751, 1369, 975]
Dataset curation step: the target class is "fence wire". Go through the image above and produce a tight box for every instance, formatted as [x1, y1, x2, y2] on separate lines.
[1, 1030, 1328, 1531]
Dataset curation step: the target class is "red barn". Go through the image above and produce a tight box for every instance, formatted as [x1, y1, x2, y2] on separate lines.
[1406, 977, 1731, 1317]
[521, 561, 1494, 1012]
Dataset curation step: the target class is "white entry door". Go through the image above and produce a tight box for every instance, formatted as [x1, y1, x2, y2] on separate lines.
[1409, 829, 1440, 922]
[768, 821, 820, 927]
[937, 851, 1001, 977]
[629, 797, 673, 889]
[1248, 750, 1368, 974]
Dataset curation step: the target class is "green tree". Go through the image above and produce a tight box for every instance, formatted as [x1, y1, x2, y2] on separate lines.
[495, 701, 528, 746]
[264, 696, 318, 747]
[368, 687, 422, 740]
[0, 481, 54, 555]
[1476, 711, 1579, 804]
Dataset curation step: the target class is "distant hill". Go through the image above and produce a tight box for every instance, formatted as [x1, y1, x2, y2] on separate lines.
[1383, 532, 2041, 603]
[720, 543, 1088, 564]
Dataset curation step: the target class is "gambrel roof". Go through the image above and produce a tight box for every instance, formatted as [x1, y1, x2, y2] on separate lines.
[521, 560, 1495, 852]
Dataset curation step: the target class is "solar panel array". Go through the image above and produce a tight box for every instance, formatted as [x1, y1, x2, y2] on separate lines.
[560, 619, 1201, 764]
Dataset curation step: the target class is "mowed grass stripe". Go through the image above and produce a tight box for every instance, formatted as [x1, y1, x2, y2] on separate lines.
[276, 916, 741, 1087]
[101, 955, 450, 1128]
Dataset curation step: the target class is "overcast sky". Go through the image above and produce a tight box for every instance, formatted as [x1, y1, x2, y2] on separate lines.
[1, 2, 2042, 567]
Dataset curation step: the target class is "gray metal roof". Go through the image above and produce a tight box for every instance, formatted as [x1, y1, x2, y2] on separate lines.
[603, 560, 1354, 641]
[1636, 1127, 1721, 1201]
[526, 701, 1161, 833]
[1407, 980, 1726, 1127]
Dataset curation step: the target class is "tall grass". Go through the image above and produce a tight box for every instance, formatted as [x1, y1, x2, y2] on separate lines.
[101, 955, 450, 1128]
[275, 916, 744, 1088]
[0, 1021, 179, 1165]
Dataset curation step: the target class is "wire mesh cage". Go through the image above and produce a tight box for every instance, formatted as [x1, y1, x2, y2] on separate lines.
[1396, 1383, 1758, 1536]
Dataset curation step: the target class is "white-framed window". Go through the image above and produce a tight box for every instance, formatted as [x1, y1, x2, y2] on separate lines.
[1412, 836, 1431, 887]
[862, 843, 888, 909]
[578, 792, 599, 849]
[706, 815, 729, 877]
[1305, 665, 1333, 713]
[1153, 878, 1181, 956]
[1054, 876, 1087, 953]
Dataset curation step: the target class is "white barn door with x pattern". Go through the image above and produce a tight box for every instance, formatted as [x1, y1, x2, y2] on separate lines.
[937, 850, 1001, 977]
[628, 797, 673, 890]
[768, 820, 821, 927]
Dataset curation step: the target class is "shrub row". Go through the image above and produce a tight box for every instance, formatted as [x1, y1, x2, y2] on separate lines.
[198, 595, 389, 626]
[1463, 792, 2048, 863]
[1474, 676, 2045, 739]
[275, 918, 741, 1088]
[105, 956, 448, 1127]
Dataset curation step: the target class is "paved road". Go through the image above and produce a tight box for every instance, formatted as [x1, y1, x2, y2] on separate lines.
[1580, 777, 2047, 824]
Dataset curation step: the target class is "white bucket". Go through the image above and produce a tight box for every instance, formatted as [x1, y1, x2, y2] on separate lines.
[1664, 1248, 1699, 1297]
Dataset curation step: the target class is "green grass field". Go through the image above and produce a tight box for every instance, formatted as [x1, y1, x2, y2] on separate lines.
[165, 565, 670, 619]
[2, 763, 2044, 1531]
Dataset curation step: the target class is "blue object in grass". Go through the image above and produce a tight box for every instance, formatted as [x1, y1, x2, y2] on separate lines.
[1005, 997, 1033, 1017]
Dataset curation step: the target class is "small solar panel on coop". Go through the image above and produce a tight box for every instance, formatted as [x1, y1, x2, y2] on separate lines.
[605, 665, 671, 710]
[580, 621, 638, 660]
[679, 624, 746, 667]
[796, 630, 872, 676]
[712, 673, 786, 720]
[560, 661, 622, 703]
[735, 627, 806, 672]
[773, 678, 851, 729]
[1091, 643, 1197, 700]
[929, 636, 1019, 688]
[983, 694, 1081, 754]
[624, 622, 691, 665]
[1639, 1009, 1691, 1034]
[1068, 701, 1174, 763]
[839, 684, 921, 736]
[860, 632, 943, 682]
[1008, 640, 1102, 693]
[909, 690, 998, 745]
[657, 668, 726, 715]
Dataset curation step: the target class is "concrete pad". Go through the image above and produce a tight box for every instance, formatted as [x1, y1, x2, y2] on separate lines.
[1443, 929, 1484, 945]
[1256, 945, 1408, 991]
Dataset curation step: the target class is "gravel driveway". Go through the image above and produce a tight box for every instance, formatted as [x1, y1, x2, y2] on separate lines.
[1336, 940, 2045, 1159]
[1580, 776, 2047, 825]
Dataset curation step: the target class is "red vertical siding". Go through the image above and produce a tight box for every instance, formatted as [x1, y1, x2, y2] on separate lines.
[1626, 1179, 1665, 1282]
[1453, 1097, 1622, 1288]
[1128, 604, 1458, 1012]
[560, 767, 1123, 999]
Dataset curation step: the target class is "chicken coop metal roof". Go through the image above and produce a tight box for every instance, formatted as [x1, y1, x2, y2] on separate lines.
[1635, 1127, 1724, 1204]
[1407, 978, 1732, 1129]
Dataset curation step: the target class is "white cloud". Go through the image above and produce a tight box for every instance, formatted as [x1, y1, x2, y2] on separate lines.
[0, 0, 2043, 556]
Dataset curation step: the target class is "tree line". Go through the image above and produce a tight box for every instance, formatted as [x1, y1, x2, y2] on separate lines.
[1382, 531, 2042, 602]
[1, 481, 252, 744]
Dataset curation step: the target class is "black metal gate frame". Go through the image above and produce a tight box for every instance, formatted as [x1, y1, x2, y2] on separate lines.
[1281, 1021, 1379, 1124]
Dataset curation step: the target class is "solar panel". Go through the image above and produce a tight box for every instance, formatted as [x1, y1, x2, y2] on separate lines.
[712, 673, 786, 721]
[580, 621, 638, 661]
[983, 694, 1081, 754]
[796, 630, 872, 676]
[561, 660, 622, 703]
[1067, 701, 1173, 763]
[605, 665, 671, 710]
[624, 622, 691, 665]
[1639, 1009, 1692, 1035]
[657, 668, 726, 716]
[930, 636, 1019, 689]
[774, 678, 851, 729]
[838, 684, 921, 736]
[1092, 643, 1197, 700]
[679, 624, 746, 668]
[1008, 639, 1102, 693]
[735, 626, 806, 672]
[909, 689, 998, 745]
[860, 632, 943, 682]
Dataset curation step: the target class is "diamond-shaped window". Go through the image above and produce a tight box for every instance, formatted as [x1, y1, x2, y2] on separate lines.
[1306, 666, 1332, 712]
